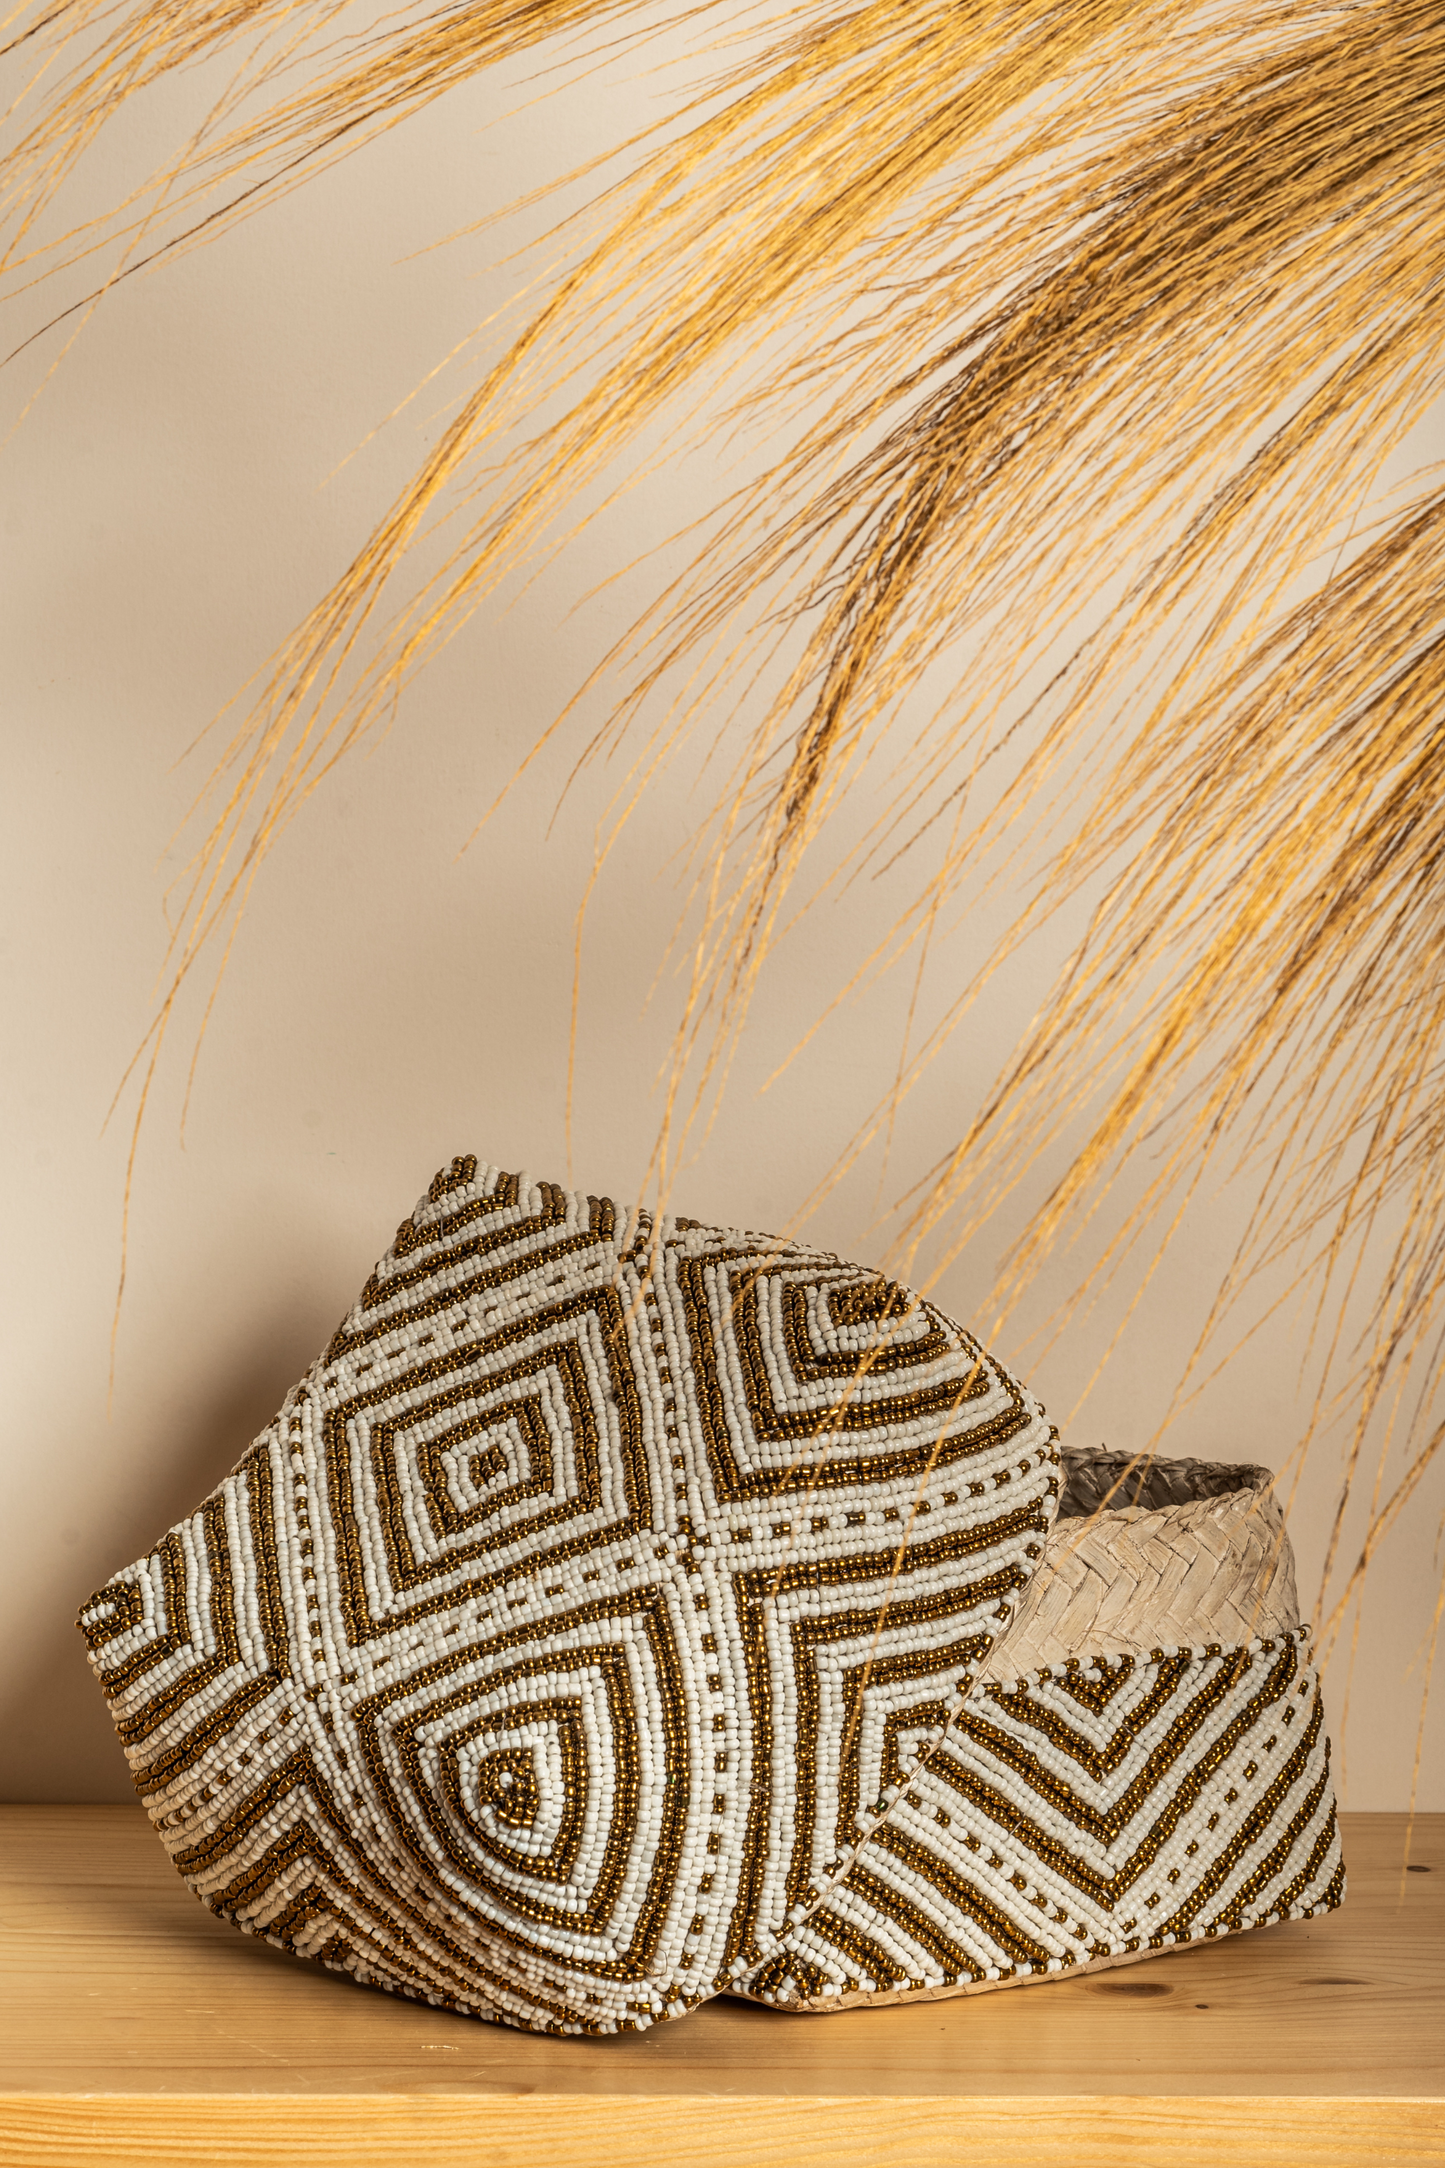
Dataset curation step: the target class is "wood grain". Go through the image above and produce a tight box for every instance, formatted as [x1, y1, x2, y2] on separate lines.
[6, 2095, 1445, 2168]
[2, 1808, 1442, 2165]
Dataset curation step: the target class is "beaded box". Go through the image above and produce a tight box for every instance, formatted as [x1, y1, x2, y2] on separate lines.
[78, 1157, 1342, 2032]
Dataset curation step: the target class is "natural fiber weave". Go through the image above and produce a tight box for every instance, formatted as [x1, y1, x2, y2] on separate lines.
[1058, 1447, 1276, 1519]
[990, 1446, 1300, 1681]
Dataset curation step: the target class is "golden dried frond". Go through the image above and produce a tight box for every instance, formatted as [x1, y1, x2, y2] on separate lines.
[575, 0, 1445, 1195]
[44, 0, 1436, 1139]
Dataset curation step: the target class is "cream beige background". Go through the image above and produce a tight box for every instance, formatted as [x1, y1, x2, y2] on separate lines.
[2, 21, 1441, 1808]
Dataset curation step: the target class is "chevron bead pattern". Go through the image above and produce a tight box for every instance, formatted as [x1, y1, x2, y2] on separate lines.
[79, 1157, 1057, 2034]
[744, 1627, 1342, 2008]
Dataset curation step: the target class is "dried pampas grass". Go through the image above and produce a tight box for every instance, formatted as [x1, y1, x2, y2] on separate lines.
[3, 0, 1442, 1743]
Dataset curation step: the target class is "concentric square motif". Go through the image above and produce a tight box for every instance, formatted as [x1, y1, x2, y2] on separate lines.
[79, 1156, 1341, 2032]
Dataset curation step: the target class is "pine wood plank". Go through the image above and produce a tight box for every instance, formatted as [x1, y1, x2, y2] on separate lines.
[1, 1807, 1441, 2165]
[5, 2094, 1445, 2168]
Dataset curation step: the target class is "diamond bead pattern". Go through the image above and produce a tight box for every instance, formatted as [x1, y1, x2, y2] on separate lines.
[79, 1157, 1058, 2032]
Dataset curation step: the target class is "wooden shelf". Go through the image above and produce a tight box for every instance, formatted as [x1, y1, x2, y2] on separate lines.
[2, 1806, 1442, 2165]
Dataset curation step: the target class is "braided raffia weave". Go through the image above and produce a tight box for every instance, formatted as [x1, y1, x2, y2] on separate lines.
[78, 1158, 1342, 2032]
[1000, 1447, 1301, 1675]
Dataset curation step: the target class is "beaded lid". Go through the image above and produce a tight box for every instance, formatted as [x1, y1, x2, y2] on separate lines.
[78, 1155, 1058, 2032]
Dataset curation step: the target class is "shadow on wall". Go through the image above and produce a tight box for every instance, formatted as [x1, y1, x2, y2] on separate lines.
[0, 1282, 342, 1804]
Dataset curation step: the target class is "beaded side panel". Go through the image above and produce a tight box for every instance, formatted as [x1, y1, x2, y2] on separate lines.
[740, 1627, 1343, 2010]
[77, 1156, 1055, 2035]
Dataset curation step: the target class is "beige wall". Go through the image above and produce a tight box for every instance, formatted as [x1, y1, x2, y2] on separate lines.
[2, 27, 1441, 1808]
